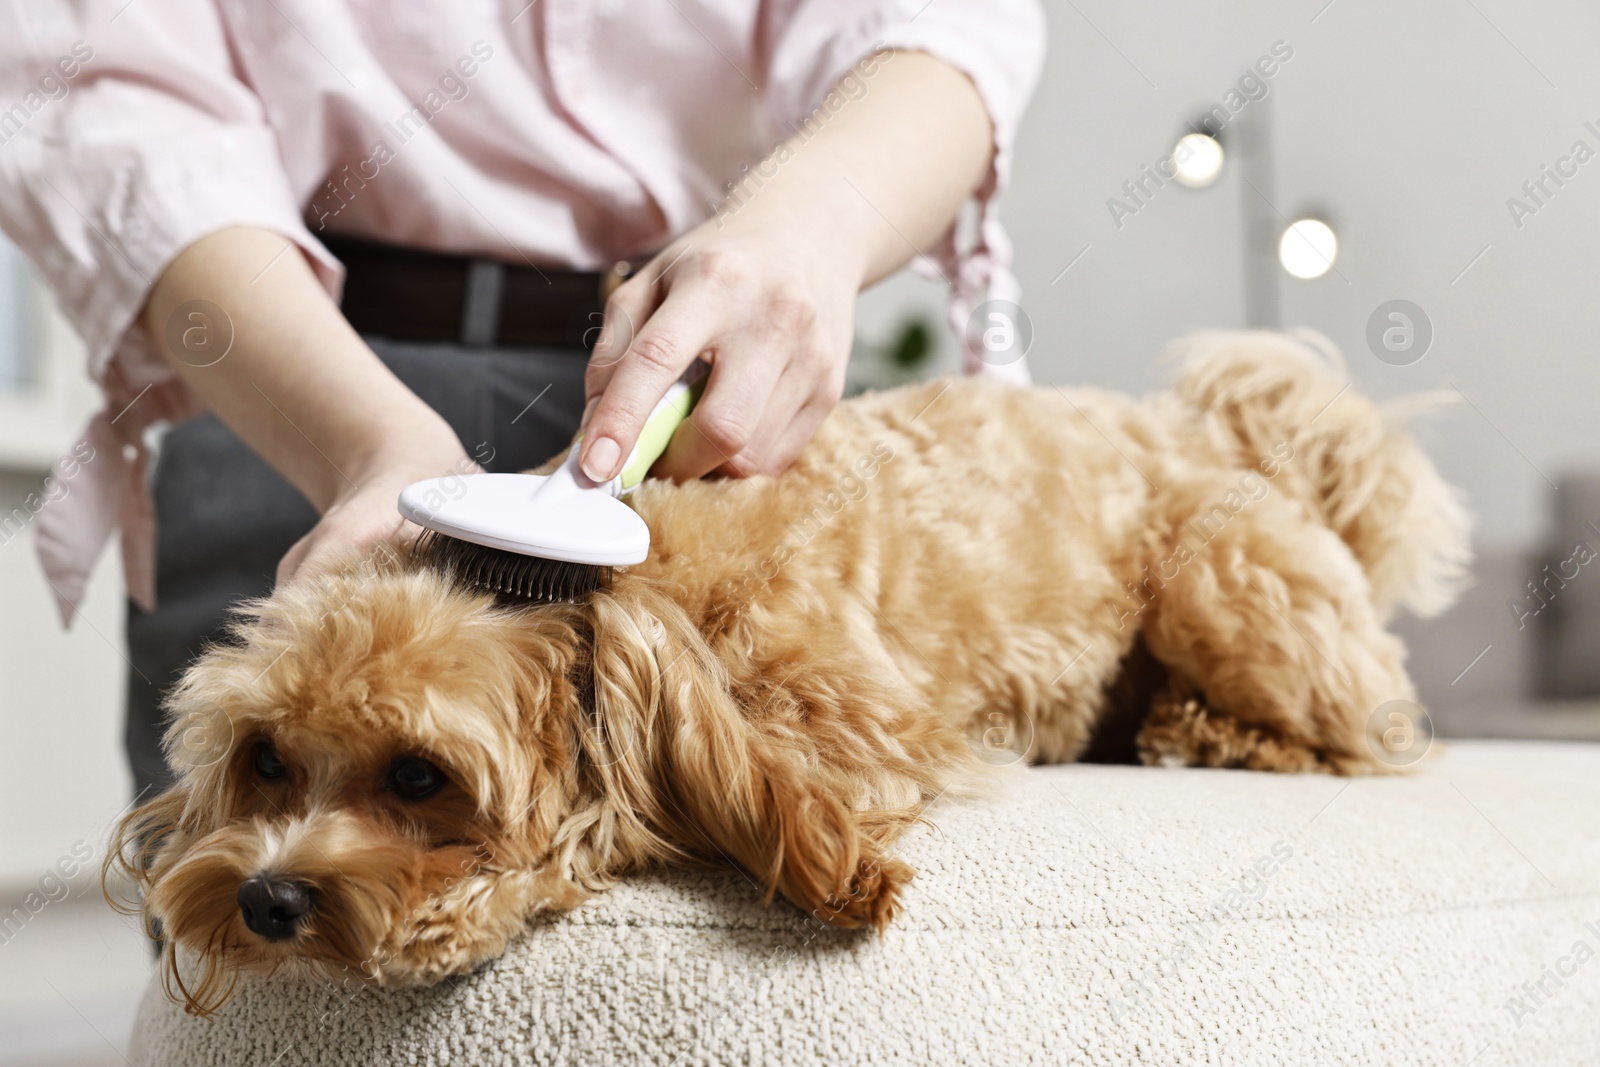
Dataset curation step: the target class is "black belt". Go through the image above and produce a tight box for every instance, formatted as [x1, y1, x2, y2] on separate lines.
[322, 233, 638, 350]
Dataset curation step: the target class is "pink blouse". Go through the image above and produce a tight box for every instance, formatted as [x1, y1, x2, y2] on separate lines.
[0, 0, 1044, 626]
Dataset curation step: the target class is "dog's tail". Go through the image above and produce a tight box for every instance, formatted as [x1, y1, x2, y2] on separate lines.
[1168, 329, 1472, 619]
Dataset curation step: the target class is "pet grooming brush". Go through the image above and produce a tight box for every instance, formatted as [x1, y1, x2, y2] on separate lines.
[400, 366, 706, 602]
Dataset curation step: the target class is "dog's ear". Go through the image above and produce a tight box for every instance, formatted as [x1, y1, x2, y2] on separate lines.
[105, 692, 255, 1014]
[580, 583, 914, 929]
[104, 686, 234, 916]
[104, 785, 188, 913]
[103, 783, 247, 1015]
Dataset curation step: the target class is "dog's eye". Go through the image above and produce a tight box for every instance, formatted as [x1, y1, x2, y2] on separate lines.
[389, 757, 445, 800]
[254, 741, 287, 780]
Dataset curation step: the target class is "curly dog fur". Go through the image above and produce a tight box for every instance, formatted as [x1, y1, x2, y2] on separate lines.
[108, 330, 1471, 1012]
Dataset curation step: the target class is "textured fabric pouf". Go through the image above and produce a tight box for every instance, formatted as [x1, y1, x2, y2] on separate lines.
[129, 740, 1600, 1066]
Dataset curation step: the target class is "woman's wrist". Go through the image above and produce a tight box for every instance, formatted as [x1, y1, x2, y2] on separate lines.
[334, 407, 470, 511]
[712, 170, 875, 292]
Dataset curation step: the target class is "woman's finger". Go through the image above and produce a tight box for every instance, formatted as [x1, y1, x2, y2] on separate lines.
[578, 281, 722, 482]
[754, 383, 838, 477]
[584, 272, 662, 414]
[276, 533, 312, 587]
[652, 333, 790, 481]
[711, 357, 816, 479]
[721, 332, 843, 477]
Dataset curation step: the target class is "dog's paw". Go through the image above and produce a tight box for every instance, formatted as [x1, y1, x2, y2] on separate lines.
[815, 854, 915, 932]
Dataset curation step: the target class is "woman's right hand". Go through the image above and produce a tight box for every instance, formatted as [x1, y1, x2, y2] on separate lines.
[274, 440, 478, 587]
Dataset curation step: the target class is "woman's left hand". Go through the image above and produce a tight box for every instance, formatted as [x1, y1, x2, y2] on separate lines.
[578, 215, 862, 483]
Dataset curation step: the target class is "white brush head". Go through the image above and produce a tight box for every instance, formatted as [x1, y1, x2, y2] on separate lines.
[398, 469, 650, 567]
[400, 374, 706, 580]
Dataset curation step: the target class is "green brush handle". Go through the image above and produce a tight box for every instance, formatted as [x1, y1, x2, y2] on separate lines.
[617, 372, 706, 492]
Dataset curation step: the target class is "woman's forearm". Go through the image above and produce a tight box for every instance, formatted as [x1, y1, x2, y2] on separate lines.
[728, 50, 995, 287]
[140, 226, 465, 514]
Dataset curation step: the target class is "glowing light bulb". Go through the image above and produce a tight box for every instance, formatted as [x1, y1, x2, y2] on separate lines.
[1278, 218, 1338, 280]
[1172, 133, 1224, 188]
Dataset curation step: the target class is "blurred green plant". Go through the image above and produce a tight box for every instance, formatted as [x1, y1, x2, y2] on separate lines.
[845, 315, 939, 396]
[887, 319, 931, 369]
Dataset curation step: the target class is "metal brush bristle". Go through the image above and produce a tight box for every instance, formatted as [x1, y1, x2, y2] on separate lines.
[411, 528, 612, 604]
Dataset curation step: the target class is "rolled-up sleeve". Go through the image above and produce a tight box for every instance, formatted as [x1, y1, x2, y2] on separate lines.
[0, 1, 343, 626]
[0, 1, 338, 383]
[759, 0, 1045, 379]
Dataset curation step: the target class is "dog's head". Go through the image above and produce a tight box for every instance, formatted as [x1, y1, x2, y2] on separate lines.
[106, 551, 709, 1012]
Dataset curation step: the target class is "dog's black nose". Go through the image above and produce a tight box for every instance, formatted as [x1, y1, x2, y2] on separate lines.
[236, 874, 312, 941]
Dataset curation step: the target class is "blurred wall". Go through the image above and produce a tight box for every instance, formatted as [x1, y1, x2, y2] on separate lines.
[0, 472, 129, 885]
[0, 282, 129, 886]
[1003, 0, 1600, 552]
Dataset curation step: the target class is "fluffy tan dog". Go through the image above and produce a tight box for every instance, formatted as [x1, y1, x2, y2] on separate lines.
[110, 331, 1470, 1013]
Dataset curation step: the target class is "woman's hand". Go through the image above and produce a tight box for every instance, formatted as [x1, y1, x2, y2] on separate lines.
[274, 438, 477, 587]
[580, 219, 862, 482]
[576, 51, 994, 486]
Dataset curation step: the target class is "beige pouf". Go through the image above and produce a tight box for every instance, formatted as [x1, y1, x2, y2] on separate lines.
[129, 740, 1600, 1066]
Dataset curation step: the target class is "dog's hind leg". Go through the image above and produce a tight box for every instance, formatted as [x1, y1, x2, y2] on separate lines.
[1136, 678, 1347, 772]
[1136, 491, 1415, 774]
